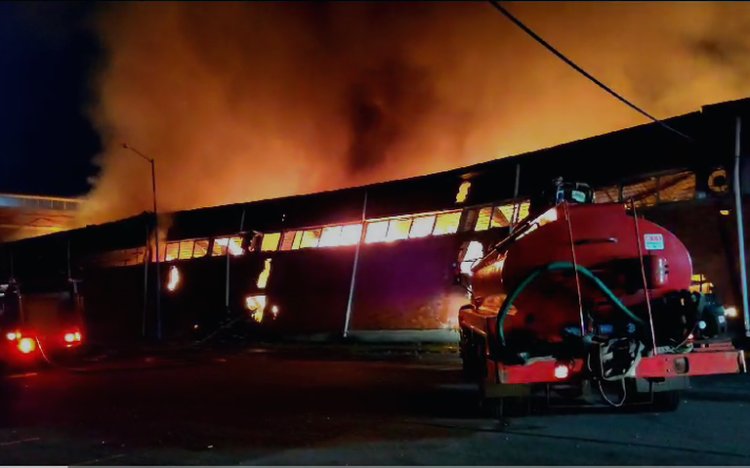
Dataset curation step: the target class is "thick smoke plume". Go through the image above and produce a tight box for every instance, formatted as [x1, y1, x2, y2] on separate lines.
[80, 2, 750, 223]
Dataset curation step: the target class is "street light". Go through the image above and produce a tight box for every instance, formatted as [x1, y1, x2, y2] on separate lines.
[122, 143, 162, 341]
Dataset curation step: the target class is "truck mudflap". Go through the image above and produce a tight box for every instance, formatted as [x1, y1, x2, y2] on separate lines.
[494, 349, 746, 385]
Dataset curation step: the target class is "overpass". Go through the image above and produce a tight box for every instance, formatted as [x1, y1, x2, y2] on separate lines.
[0, 193, 81, 242]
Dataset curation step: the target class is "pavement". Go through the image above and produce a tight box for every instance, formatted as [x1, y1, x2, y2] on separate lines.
[0, 344, 748, 465]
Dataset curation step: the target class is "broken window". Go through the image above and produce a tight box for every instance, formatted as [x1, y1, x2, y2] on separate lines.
[212, 238, 228, 256]
[245, 294, 267, 323]
[192, 239, 209, 258]
[227, 236, 244, 256]
[494, 201, 529, 228]
[493, 205, 513, 228]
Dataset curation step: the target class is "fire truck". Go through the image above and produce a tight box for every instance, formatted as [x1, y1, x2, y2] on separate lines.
[0, 278, 84, 370]
[458, 179, 746, 416]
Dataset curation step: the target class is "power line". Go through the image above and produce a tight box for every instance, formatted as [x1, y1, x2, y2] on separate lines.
[488, 1, 693, 141]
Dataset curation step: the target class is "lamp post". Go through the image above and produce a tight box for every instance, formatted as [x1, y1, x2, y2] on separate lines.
[122, 143, 162, 341]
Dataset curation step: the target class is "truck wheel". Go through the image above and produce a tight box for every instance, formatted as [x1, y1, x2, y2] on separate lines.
[652, 391, 681, 412]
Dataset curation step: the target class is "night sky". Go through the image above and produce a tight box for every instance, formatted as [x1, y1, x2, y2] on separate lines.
[0, 2, 100, 197]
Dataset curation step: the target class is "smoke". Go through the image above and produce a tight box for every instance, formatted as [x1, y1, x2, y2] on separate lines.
[79, 2, 750, 223]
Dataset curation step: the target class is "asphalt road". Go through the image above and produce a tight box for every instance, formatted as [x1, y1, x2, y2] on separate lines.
[0, 347, 749, 465]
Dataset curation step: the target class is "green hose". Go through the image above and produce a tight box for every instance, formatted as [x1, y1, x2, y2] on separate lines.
[497, 261, 645, 346]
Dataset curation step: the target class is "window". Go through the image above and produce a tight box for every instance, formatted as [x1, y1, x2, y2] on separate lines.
[365, 221, 388, 244]
[154, 243, 166, 262]
[623, 178, 658, 208]
[227, 236, 244, 256]
[517, 201, 530, 221]
[339, 224, 362, 246]
[433, 211, 461, 236]
[279, 231, 298, 251]
[193, 239, 209, 258]
[291, 231, 303, 250]
[494, 202, 529, 227]
[212, 238, 228, 256]
[594, 186, 620, 203]
[409, 215, 435, 238]
[165, 242, 180, 262]
[474, 207, 492, 231]
[493, 205, 513, 228]
[386, 218, 412, 241]
[260, 233, 281, 252]
[319, 226, 343, 247]
[658, 172, 696, 203]
[178, 240, 194, 260]
[300, 229, 322, 248]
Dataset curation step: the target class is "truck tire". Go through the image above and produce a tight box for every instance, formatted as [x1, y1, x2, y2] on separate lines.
[652, 390, 681, 412]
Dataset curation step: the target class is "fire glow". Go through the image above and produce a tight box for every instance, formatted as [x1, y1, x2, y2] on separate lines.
[77, 3, 750, 224]
[245, 294, 267, 323]
[167, 265, 181, 292]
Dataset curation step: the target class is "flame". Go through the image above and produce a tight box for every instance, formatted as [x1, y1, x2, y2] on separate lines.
[455, 181, 471, 204]
[256, 258, 272, 289]
[166, 265, 180, 292]
[245, 294, 267, 323]
[460, 241, 485, 275]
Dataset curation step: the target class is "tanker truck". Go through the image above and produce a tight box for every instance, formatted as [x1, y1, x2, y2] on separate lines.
[458, 179, 746, 417]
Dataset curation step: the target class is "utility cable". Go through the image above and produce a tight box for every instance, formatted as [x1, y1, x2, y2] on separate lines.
[488, 1, 693, 141]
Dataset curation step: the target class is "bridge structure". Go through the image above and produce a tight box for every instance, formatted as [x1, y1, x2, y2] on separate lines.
[0, 193, 81, 242]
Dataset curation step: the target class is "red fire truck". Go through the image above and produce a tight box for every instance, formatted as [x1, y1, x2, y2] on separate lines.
[458, 180, 746, 416]
[0, 279, 83, 370]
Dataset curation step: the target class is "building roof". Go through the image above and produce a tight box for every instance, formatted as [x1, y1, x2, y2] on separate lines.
[4, 96, 750, 253]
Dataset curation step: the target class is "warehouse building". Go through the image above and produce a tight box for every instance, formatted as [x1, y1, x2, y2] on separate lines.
[1, 97, 749, 345]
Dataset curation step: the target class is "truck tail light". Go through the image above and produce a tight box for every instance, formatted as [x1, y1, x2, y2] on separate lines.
[63, 330, 82, 346]
[554, 362, 570, 380]
[17, 337, 36, 354]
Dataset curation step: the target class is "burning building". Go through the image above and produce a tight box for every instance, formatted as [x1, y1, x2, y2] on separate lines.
[1, 97, 749, 345]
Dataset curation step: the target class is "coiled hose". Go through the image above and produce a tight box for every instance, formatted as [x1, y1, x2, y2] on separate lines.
[496, 261, 645, 346]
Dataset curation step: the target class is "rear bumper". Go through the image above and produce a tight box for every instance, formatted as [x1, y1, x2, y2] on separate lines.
[494, 349, 746, 385]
